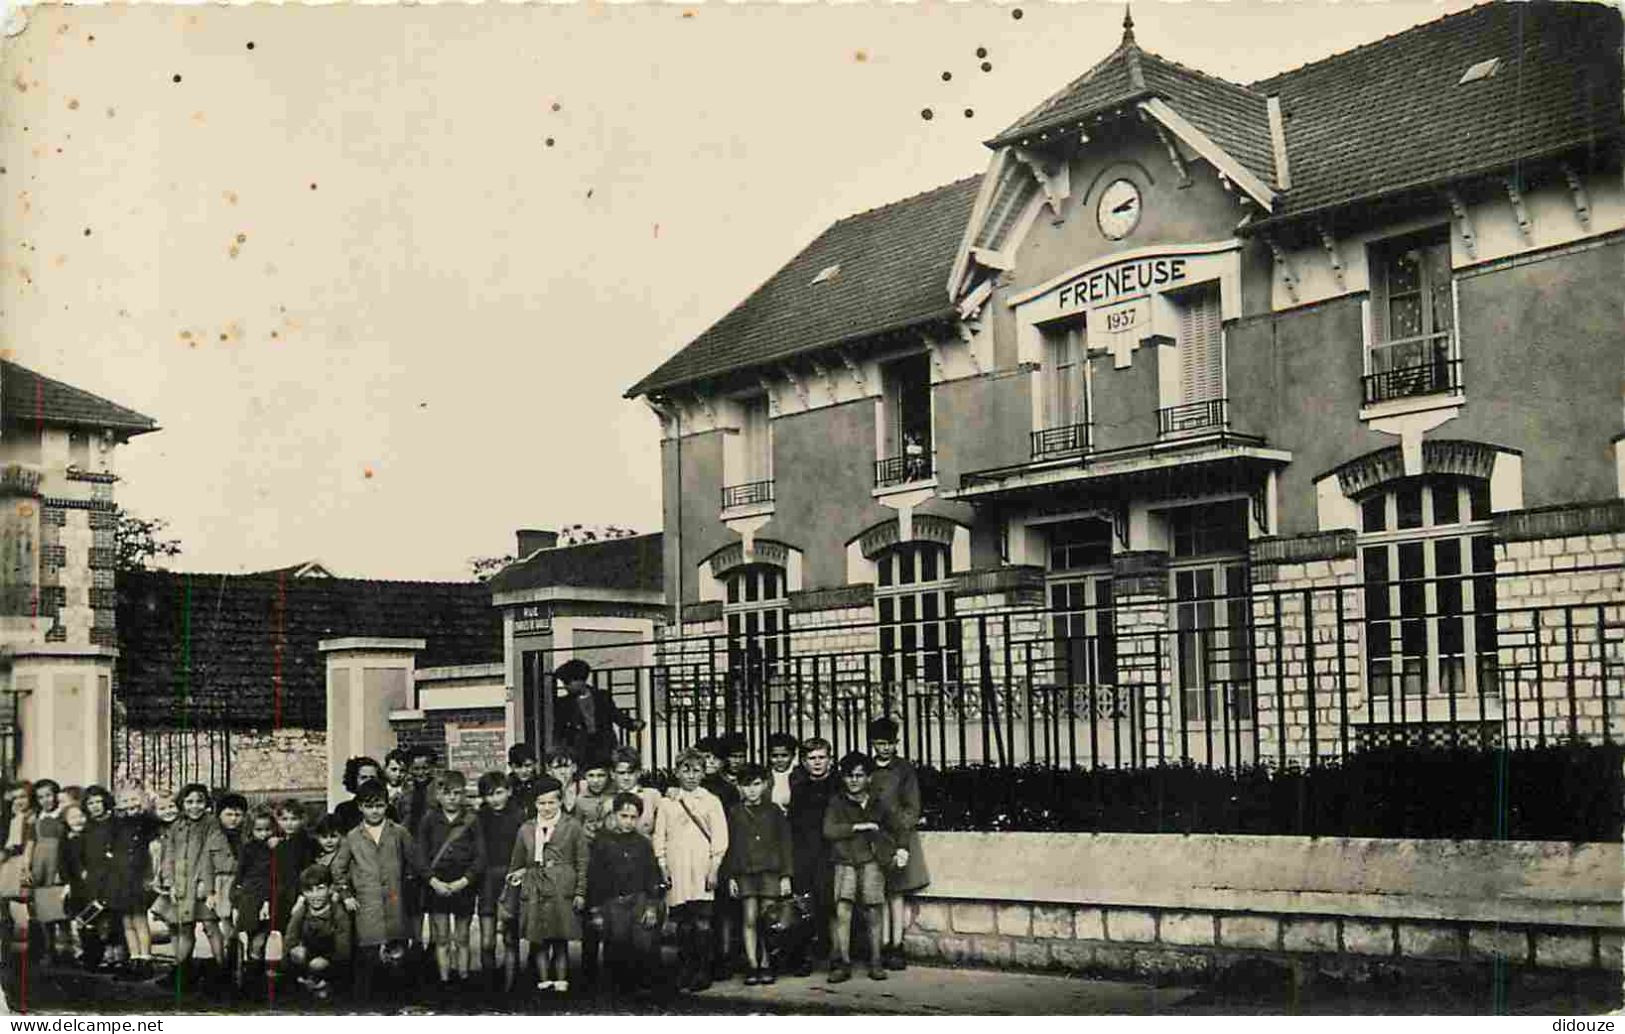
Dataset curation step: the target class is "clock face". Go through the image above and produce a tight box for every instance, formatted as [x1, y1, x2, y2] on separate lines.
[1097, 179, 1143, 241]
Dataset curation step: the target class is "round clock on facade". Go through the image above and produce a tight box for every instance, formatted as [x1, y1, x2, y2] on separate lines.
[1097, 178, 1143, 241]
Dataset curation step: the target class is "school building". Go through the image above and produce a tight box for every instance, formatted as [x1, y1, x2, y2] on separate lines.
[625, 2, 1625, 768]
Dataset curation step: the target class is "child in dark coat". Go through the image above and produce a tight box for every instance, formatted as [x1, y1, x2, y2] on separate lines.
[723, 763, 794, 985]
[414, 770, 485, 986]
[271, 800, 320, 933]
[75, 786, 117, 970]
[230, 806, 277, 976]
[584, 792, 664, 995]
[106, 787, 158, 978]
[822, 752, 908, 984]
[867, 716, 930, 970]
[476, 772, 526, 991]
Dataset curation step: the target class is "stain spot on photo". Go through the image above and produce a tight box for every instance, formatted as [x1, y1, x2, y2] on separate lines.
[66, 98, 79, 111]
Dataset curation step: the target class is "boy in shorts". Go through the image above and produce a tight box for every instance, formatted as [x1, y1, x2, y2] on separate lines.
[821, 751, 907, 983]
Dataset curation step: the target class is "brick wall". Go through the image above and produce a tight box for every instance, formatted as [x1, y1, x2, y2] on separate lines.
[390, 706, 506, 772]
[1494, 523, 1625, 747]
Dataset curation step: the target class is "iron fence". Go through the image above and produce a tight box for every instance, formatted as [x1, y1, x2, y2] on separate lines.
[111, 700, 233, 792]
[535, 566, 1624, 775]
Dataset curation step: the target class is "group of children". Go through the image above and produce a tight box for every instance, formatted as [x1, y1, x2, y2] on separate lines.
[0, 715, 929, 1007]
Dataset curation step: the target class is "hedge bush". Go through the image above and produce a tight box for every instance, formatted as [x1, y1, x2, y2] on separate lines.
[913, 744, 1624, 841]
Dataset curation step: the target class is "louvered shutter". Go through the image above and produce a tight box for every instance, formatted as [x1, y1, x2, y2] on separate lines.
[1178, 285, 1223, 403]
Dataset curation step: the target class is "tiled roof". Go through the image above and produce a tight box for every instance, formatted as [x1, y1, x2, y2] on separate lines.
[1250, 1, 1623, 223]
[116, 570, 501, 729]
[987, 36, 1278, 189]
[487, 532, 663, 596]
[626, 177, 980, 398]
[3, 360, 158, 436]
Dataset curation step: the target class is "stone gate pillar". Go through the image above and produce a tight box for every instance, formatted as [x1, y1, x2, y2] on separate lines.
[320, 637, 423, 808]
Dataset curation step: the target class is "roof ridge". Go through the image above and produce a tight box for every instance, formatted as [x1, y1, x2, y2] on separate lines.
[992, 35, 1141, 144]
[1248, 0, 1505, 91]
[129, 568, 491, 590]
[1140, 48, 1267, 102]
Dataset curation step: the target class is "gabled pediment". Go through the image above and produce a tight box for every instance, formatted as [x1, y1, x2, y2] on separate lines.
[950, 13, 1281, 307]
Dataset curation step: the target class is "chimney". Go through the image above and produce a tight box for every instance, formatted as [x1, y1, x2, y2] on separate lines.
[516, 529, 558, 557]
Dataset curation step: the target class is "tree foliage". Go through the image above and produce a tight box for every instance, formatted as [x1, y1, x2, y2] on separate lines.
[115, 507, 183, 572]
[469, 524, 639, 581]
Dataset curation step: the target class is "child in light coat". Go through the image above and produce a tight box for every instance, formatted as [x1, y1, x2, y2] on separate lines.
[653, 750, 728, 993]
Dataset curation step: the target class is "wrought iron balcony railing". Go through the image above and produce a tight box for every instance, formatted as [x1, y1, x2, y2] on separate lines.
[1031, 423, 1091, 459]
[1157, 398, 1228, 437]
[1362, 332, 1462, 406]
[875, 451, 934, 489]
[721, 479, 775, 509]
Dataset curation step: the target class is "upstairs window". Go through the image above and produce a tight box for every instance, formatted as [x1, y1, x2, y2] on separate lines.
[877, 353, 933, 487]
[722, 393, 774, 509]
[1160, 283, 1227, 436]
[740, 394, 771, 483]
[1034, 318, 1090, 457]
[1365, 227, 1459, 405]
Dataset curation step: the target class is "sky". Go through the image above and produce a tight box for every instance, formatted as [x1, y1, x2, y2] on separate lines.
[0, 0, 1488, 581]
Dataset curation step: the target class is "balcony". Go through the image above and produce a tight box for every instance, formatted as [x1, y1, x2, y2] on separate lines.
[1157, 398, 1228, 438]
[875, 452, 934, 489]
[1362, 332, 1461, 406]
[1031, 423, 1091, 459]
[720, 479, 774, 510]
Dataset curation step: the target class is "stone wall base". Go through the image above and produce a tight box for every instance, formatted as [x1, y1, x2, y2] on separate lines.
[904, 897, 1617, 983]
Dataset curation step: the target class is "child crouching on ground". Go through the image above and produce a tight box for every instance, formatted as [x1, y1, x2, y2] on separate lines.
[822, 751, 908, 984]
[723, 763, 793, 985]
[284, 864, 352, 1000]
[508, 775, 587, 994]
[584, 792, 664, 997]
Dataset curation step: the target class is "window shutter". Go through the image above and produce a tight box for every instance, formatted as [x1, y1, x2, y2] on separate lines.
[1178, 285, 1223, 403]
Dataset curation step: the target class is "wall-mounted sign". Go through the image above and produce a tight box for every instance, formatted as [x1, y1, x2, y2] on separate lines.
[513, 604, 552, 635]
[1056, 256, 1188, 312]
[445, 721, 507, 778]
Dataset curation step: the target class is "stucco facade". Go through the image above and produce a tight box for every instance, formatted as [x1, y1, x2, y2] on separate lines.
[630, 5, 1625, 766]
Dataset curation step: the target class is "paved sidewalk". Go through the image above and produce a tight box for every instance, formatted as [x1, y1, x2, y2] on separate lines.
[693, 964, 1197, 1015]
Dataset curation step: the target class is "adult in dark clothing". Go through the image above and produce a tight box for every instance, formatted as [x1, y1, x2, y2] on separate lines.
[786, 736, 838, 975]
[333, 756, 391, 833]
[552, 659, 645, 767]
